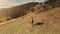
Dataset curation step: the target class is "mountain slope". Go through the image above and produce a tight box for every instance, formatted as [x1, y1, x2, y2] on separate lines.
[0, 2, 38, 18]
[0, 7, 60, 34]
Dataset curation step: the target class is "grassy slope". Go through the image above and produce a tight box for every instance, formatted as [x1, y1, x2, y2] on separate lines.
[0, 7, 60, 34]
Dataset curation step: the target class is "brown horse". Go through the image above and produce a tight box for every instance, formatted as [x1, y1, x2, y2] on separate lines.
[29, 17, 33, 25]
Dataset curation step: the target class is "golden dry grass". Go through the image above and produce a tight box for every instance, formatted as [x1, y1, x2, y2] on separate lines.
[0, 7, 60, 34]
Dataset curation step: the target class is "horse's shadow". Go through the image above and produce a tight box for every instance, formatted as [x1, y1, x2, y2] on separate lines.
[33, 22, 44, 26]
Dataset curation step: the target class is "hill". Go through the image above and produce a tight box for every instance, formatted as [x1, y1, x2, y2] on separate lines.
[0, 7, 60, 34]
[0, 2, 38, 18]
[0, 2, 38, 23]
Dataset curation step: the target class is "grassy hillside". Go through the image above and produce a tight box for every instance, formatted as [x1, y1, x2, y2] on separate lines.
[0, 7, 60, 34]
[0, 2, 38, 23]
[0, 2, 38, 19]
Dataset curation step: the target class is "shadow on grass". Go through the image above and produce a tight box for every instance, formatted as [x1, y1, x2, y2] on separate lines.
[33, 22, 44, 26]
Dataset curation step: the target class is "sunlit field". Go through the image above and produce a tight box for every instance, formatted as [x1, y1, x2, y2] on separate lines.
[0, 0, 60, 34]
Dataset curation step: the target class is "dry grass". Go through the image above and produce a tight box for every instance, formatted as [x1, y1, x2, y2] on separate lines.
[0, 7, 60, 34]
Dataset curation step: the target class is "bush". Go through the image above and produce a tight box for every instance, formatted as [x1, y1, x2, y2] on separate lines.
[30, 8, 35, 12]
